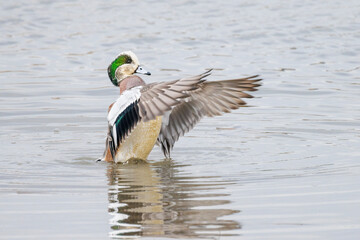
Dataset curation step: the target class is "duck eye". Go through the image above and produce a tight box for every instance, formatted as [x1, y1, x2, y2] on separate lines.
[125, 58, 132, 64]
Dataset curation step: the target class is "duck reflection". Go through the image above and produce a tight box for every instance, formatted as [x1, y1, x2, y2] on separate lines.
[107, 159, 240, 239]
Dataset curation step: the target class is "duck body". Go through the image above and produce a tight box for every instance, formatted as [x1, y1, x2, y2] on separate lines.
[99, 51, 261, 163]
[103, 77, 163, 163]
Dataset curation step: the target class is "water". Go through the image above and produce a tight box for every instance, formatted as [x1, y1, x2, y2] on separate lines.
[1, 0, 360, 239]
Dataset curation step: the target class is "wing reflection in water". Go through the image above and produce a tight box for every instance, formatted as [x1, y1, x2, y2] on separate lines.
[107, 160, 240, 239]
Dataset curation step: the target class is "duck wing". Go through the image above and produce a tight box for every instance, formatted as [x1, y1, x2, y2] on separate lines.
[137, 70, 211, 122]
[105, 72, 211, 159]
[156, 74, 262, 158]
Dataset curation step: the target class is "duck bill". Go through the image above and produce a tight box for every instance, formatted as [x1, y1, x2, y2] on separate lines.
[135, 65, 151, 75]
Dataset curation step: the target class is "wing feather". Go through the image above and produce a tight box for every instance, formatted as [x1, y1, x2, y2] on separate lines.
[138, 71, 211, 122]
[157, 74, 262, 158]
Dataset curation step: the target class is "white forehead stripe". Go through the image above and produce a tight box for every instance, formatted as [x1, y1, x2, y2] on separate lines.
[118, 50, 140, 65]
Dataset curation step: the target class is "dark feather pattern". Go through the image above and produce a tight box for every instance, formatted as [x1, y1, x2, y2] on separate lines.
[112, 101, 141, 149]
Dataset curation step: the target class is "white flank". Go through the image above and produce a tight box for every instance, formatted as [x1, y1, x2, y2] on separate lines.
[107, 86, 142, 126]
[112, 124, 118, 149]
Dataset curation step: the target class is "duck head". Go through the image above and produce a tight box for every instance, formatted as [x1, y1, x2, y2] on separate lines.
[107, 51, 151, 86]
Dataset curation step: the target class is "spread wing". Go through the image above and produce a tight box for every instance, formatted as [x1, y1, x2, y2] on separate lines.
[105, 71, 211, 159]
[138, 70, 211, 122]
[157, 75, 262, 158]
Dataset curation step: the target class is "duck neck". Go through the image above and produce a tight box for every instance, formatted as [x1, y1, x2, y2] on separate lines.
[119, 75, 146, 94]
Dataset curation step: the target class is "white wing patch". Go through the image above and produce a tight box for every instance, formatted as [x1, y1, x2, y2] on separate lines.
[107, 86, 142, 126]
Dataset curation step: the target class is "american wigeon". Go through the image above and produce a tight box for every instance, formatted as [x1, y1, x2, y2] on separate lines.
[99, 51, 261, 163]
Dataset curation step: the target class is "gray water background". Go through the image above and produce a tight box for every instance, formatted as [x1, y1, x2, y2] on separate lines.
[0, 0, 360, 239]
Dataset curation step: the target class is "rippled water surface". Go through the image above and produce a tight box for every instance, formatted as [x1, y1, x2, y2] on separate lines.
[1, 0, 360, 239]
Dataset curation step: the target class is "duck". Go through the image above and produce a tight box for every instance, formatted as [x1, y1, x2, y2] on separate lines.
[98, 51, 261, 163]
